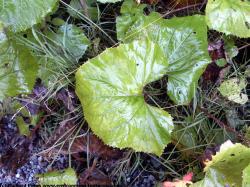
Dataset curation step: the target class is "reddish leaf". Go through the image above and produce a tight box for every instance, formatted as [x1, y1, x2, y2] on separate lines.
[203, 62, 221, 82]
[162, 172, 193, 187]
[208, 40, 225, 62]
[182, 172, 193, 181]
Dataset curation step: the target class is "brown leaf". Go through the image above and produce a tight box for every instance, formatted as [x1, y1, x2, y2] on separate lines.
[72, 134, 123, 160]
[79, 168, 112, 185]
[45, 121, 123, 160]
[56, 88, 76, 112]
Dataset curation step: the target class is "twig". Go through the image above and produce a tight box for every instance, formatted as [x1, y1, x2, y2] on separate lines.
[79, 0, 89, 18]
[199, 0, 208, 11]
[81, 157, 98, 182]
[238, 43, 250, 51]
[29, 114, 49, 138]
[200, 107, 245, 140]
[162, 3, 203, 17]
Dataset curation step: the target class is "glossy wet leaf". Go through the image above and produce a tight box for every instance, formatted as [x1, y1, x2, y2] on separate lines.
[205, 0, 250, 38]
[117, 3, 210, 104]
[76, 40, 174, 155]
[48, 23, 90, 61]
[0, 24, 38, 101]
[37, 168, 77, 185]
[0, 0, 59, 32]
[218, 78, 248, 104]
[192, 141, 250, 187]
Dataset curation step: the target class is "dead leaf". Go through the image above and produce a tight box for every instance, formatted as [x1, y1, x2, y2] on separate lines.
[45, 121, 123, 160]
[78, 158, 112, 185]
[21, 81, 47, 115]
[72, 134, 123, 160]
[56, 88, 76, 112]
[79, 168, 112, 185]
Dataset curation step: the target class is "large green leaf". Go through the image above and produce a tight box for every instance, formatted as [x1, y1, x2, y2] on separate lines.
[47, 23, 90, 61]
[192, 141, 250, 187]
[205, 0, 250, 38]
[0, 23, 38, 100]
[76, 40, 174, 155]
[117, 3, 210, 104]
[0, 0, 58, 33]
[37, 168, 77, 185]
[243, 164, 250, 187]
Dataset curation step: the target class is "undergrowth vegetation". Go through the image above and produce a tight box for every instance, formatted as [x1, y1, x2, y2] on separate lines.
[0, 0, 250, 186]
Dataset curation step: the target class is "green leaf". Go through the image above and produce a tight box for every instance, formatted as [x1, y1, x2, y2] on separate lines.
[48, 23, 90, 61]
[16, 116, 30, 136]
[117, 3, 210, 104]
[205, 0, 250, 38]
[218, 78, 248, 104]
[116, 0, 146, 41]
[76, 40, 174, 155]
[51, 18, 65, 27]
[223, 36, 239, 59]
[0, 24, 38, 101]
[172, 124, 197, 151]
[192, 141, 250, 187]
[37, 168, 77, 185]
[243, 164, 250, 187]
[0, 0, 59, 32]
[215, 59, 227, 67]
